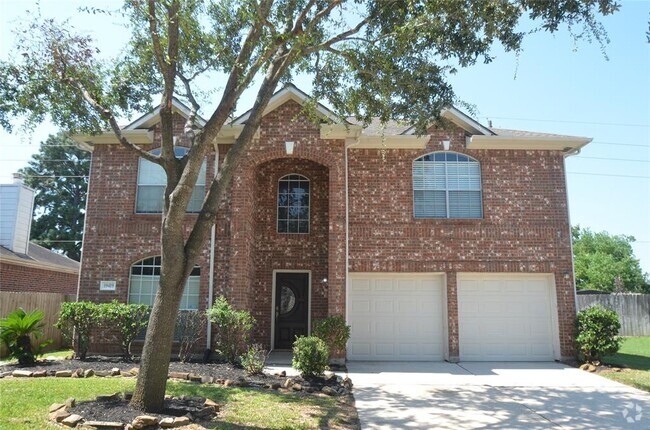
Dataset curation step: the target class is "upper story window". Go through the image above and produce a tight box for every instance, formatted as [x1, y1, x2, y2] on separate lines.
[277, 174, 310, 233]
[128, 256, 200, 311]
[413, 151, 482, 219]
[136, 147, 206, 213]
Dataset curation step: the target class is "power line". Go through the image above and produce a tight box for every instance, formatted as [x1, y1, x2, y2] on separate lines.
[575, 156, 650, 163]
[591, 141, 650, 148]
[567, 171, 650, 179]
[486, 116, 650, 128]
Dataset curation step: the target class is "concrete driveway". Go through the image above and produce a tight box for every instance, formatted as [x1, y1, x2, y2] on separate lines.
[347, 362, 650, 429]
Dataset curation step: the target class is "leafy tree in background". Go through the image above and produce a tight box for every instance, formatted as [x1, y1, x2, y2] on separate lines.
[0, 0, 620, 412]
[573, 225, 649, 293]
[18, 134, 89, 261]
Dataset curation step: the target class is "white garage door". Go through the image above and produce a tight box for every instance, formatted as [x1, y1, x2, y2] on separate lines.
[458, 274, 556, 361]
[348, 273, 445, 361]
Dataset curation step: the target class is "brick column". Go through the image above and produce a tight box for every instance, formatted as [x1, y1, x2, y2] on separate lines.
[446, 271, 460, 362]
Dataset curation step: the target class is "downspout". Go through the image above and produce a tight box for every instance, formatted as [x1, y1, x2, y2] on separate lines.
[206, 144, 219, 351]
[563, 146, 583, 360]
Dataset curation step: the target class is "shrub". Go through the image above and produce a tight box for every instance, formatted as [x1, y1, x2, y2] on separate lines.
[240, 344, 269, 375]
[576, 305, 622, 363]
[0, 308, 52, 366]
[312, 315, 350, 361]
[292, 336, 329, 378]
[99, 301, 149, 361]
[175, 310, 206, 363]
[55, 301, 100, 360]
[206, 296, 255, 364]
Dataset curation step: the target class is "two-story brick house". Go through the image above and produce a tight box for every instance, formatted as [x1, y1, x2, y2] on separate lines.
[73, 84, 589, 362]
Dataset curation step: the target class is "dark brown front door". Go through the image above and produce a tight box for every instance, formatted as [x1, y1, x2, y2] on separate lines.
[274, 272, 309, 349]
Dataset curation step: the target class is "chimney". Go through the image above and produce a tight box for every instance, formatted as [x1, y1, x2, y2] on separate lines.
[0, 173, 35, 254]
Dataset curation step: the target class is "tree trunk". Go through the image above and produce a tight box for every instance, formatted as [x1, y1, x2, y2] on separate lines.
[129, 274, 185, 412]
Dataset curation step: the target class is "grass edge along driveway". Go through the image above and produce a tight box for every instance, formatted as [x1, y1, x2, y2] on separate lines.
[600, 336, 650, 393]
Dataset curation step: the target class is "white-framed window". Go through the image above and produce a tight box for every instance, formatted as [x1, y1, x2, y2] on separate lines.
[128, 256, 200, 310]
[136, 147, 206, 213]
[413, 151, 483, 219]
[277, 174, 310, 234]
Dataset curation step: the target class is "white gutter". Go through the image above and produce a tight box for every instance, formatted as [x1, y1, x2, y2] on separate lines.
[206, 144, 219, 350]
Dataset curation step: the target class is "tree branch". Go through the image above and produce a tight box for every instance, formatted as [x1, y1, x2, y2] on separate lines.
[62, 75, 160, 164]
[146, 0, 169, 77]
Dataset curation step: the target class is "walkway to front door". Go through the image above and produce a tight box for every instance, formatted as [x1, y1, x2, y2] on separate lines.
[273, 272, 309, 349]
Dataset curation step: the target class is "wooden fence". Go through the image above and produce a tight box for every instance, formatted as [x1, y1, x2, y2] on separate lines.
[0, 292, 75, 358]
[577, 294, 650, 336]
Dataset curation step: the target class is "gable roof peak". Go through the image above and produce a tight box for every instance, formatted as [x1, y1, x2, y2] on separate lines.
[232, 83, 345, 125]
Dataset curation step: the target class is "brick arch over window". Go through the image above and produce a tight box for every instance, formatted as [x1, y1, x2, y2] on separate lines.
[412, 151, 483, 219]
[128, 256, 200, 311]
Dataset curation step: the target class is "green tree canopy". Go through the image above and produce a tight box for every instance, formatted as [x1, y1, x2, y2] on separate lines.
[19, 133, 89, 261]
[0, 0, 621, 413]
[573, 225, 649, 293]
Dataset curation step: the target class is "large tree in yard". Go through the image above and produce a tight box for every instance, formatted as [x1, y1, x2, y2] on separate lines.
[0, 0, 620, 412]
[19, 133, 89, 261]
[573, 225, 649, 293]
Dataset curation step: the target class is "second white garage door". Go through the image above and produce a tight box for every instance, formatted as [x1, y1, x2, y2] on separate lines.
[457, 274, 557, 361]
[347, 273, 445, 361]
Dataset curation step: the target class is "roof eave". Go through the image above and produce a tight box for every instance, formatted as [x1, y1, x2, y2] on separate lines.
[467, 135, 593, 152]
[70, 129, 154, 150]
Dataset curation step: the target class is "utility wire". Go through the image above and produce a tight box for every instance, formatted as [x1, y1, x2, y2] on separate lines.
[574, 156, 650, 163]
[486, 116, 650, 128]
[567, 172, 650, 179]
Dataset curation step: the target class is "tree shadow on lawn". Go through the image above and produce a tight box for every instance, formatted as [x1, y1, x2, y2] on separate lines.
[167, 382, 357, 430]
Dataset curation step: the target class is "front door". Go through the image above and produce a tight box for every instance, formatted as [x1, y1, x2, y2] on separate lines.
[274, 272, 309, 349]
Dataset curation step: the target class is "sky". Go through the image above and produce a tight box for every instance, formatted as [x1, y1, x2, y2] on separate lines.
[0, 0, 649, 272]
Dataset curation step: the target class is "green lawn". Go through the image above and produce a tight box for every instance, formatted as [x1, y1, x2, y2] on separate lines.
[600, 337, 650, 392]
[0, 378, 354, 430]
[0, 349, 73, 366]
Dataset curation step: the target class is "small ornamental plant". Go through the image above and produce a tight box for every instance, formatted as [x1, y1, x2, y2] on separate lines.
[99, 301, 150, 361]
[55, 302, 100, 360]
[576, 305, 621, 364]
[292, 336, 329, 378]
[175, 310, 206, 363]
[207, 296, 255, 364]
[312, 315, 350, 361]
[240, 344, 269, 375]
[0, 308, 52, 366]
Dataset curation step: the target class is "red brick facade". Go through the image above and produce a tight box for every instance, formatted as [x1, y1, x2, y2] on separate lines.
[78, 98, 577, 359]
[0, 262, 78, 295]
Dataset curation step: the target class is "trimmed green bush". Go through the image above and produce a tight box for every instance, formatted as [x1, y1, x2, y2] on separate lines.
[240, 344, 268, 375]
[55, 302, 100, 360]
[0, 308, 52, 365]
[206, 296, 255, 364]
[576, 305, 621, 363]
[98, 300, 149, 361]
[312, 315, 350, 361]
[292, 336, 329, 378]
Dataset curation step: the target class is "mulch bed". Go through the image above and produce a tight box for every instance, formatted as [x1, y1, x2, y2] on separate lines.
[0, 356, 351, 392]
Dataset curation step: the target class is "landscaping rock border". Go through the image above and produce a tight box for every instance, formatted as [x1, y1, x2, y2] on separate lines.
[49, 392, 220, 429]
[2, 366, 353, 397]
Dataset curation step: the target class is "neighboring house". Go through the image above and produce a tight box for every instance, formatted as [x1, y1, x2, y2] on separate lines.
[0, 174, 80, 295]
[72, 84, 589, 362]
